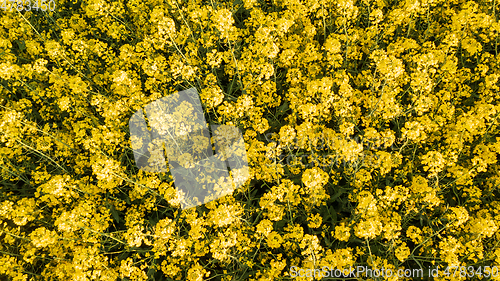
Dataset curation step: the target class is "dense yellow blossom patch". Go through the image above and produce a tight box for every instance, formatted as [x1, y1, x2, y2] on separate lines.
[1, 0, 500, 280]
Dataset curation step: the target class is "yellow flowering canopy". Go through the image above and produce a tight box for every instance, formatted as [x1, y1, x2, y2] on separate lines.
[1, 0, 500, 280]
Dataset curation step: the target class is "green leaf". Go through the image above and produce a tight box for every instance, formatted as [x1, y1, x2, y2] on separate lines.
[329, 187, 345, 202]
[16, 40, 26, 52]
[276, 101, 289, 117]
[109, 204, 121, 224]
